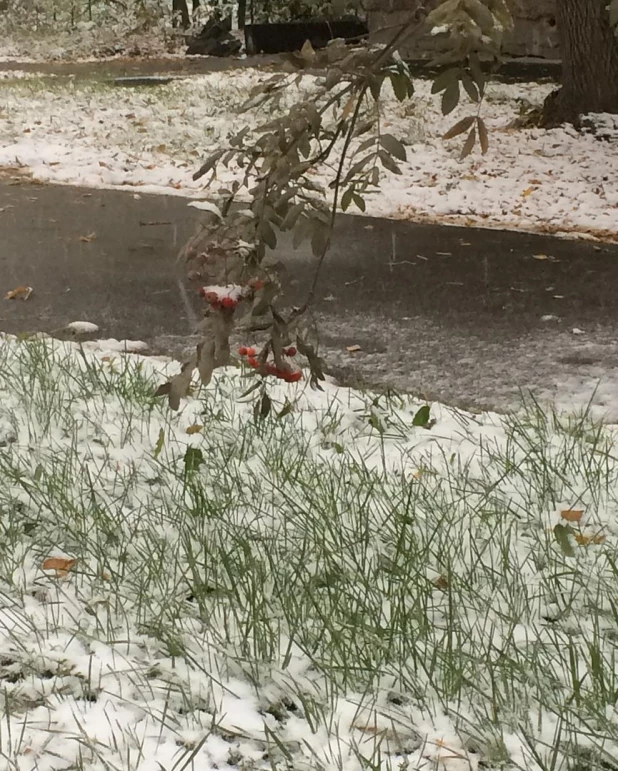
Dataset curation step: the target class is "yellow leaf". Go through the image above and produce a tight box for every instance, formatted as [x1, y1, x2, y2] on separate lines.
[575, 533, 606, 546]
[342, 96, 355, 120]
[42, 557, 77, 577]
[522, 186, 538, 198]
[560, 509, 583, 523]
[185, 424, 203, 435]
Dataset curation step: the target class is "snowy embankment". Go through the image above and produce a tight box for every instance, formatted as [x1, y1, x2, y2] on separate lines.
[0, 333, 618, 771]
[0, 68, 617, 240]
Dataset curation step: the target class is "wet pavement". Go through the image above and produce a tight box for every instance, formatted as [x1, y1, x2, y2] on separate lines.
[2, 178, 618, 416]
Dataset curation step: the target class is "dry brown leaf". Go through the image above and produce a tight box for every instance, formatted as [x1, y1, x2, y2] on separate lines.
[346, 344, 362, 353]
[575, 533, 606, 546]
[522, 186, 538, 198]
[433, 575, 449, 591]
[185, 424, 203, 435]
[98, 161, 110, 169]
[5, 285, 33, 301]
[79, 232, 96, 243]
[42, 557, 77, 577]
[560, 509, 584, 523]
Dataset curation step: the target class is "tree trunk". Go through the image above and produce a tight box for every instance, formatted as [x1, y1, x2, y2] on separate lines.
[541, 0, 618, 127]
[172, 0, 191, 29]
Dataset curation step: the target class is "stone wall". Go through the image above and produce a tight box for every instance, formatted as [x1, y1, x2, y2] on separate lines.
[368, 0, 560, 59]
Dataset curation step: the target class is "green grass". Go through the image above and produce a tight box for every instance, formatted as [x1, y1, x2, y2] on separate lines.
[0, 335, 617, 770]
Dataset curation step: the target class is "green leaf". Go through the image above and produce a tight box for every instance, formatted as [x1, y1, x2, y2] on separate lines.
[341, 187, 354, 212]
[553, 524, 575, 557]
[260, 220, 278, 250]
[431, 67, 459, 95]
[311, 223, 331, 257]
[380, 133, 407, 162]
[240, 381, 263, 399]
[281, 202, 305, 230]
[154, 428, 165, 459]
[389, 72, 410, 102]
[412, 405, 431, 427]
[351, 193, 366, 212]
[369, 75, 384, 102]
[255, 392, 272, 420]
[378, 150, 402, 175]
[278, 401, 294, 419]
[441, 82, 460, 115]
[468, 53, 486, 95]
[292, 217, 312, 249]
[461, 71, 479, 102]
[184, 447, 204, 476]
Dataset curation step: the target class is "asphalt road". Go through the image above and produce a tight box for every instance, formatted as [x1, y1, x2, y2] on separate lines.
[2, 178, 618, 416]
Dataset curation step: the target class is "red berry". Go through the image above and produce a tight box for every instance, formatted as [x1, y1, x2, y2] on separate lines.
[247, 357, 259, 368]
[198, 287, 207, 298]
[204, 291, 219, 304]
[221, 297, 238, 309]
[287, 371, 302, 383]
[285, 347, 297, 357]
[266, 363, 278, 376]
[245, 347, 257, 357]
[238, 346, 248, 356]
[211, 301, 221, 310]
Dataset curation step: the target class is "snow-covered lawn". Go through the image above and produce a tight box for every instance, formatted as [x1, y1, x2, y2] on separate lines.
[1, 332, 618, 771]
[1, 68, 617, 240]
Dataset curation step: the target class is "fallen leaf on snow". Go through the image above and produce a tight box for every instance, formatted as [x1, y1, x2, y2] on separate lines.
[5, 285, 33, 300]
[575, 533, 606, 546]
[185, 424, 203, 435]
[42, 557, 77, 577]
[522, 186, 538, 198]
[560, 509, 584, 523]
[78, 232, 97, 243]
[433, 575, 450, 590]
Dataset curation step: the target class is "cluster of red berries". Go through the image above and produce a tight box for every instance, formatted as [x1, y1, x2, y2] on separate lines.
[238, 346, 302, 383]
[198, 290, 239, 310]
[198, 279, 264, 311]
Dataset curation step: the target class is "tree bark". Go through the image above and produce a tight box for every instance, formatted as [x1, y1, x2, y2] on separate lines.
[172, 0, 191, 28]
[541, 0, 618, 127]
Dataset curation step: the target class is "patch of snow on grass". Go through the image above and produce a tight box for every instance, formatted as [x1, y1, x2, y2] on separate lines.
[0, 333, 617, 770]
[0, 71, 616, 239]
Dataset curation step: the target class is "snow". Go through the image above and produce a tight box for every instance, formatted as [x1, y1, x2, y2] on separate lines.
[0, 69, 616, 240]
[0, 332, 618, 770]
[65, 320, 100, 334]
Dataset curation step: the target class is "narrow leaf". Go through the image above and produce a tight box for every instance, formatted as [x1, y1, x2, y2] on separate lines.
[432, 67, 460, 95]
[477, 116, 489, 154]
[460, 126, 477, 160]
[154, 428, 165, 459]
[443, 115, 476, 140]
[380, 133, 407, 162]
[441, 82, 460, 115]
